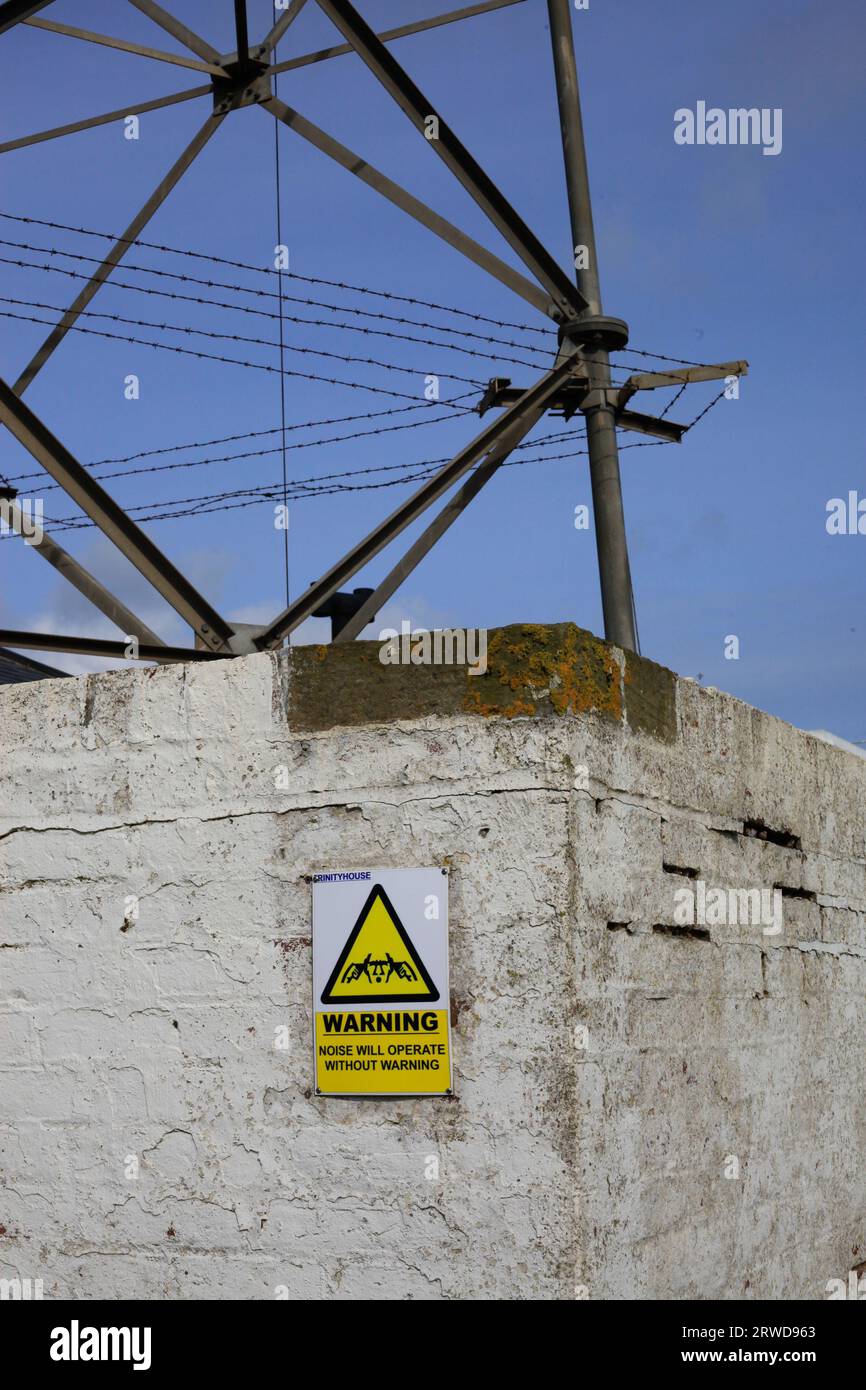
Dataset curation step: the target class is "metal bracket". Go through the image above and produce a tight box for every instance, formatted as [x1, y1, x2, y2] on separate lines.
[212, 47, 273, 113]
[558, 314, 630, 353]
[479, 380, 685, 441]
[616, 360, 749, 411]
[614, 408, 686, 443]
[579, 387, 687, 441]
[477, 375, 588, 420]
[221, 621, 268, 655]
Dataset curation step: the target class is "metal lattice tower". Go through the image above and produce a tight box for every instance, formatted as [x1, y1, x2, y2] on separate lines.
[0, 0, 746, 666]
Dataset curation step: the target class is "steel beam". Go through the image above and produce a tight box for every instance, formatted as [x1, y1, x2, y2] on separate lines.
[581, 390, 637, 646]
[0, 630, 221, 663]
[12, 114, 225, 393]
[614, 408, 686, 443]
[333, 400, 549, 644]
[261, 0, 310, 53]
[313, 0, 584, 322]
[1, 497, 165, 645]
[263, 98, 554, 318]
[0, 378, 236, 652]
[547, 0, 636, 651]
[233, 0, 249, 65]
[616, 360, 749, 410]
[23, 17, 227, 74]
[0, 0, 53, 35]
[257, 359, 580, 648]
[0, 85, 211, 156]
[126, 0, 222, 65]
[268, 0, 525, 75]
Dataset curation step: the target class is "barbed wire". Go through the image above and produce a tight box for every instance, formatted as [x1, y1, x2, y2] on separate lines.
[616, 346, 726, 370]
[2, 396, 481, 487]
[0, 218, 733, 536]
[16, 409, 509, 494]
[658, 382, 688, 420]
[13, 419, 590, 505]
[0, 242, 556, 361]
[29, 438, 669, 534]
[0, 210, 554, 336]
[683, 386, 728, 428]
[3, 381, 726, 528]
[0, 295, 491, 389]
[0, 308, 469, 402]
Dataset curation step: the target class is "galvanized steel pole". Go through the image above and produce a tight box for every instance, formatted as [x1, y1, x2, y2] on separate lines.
[547, 0, 637, 651]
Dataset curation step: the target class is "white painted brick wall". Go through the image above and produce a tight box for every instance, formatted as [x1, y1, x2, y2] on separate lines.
[1, 648, 864, 1300]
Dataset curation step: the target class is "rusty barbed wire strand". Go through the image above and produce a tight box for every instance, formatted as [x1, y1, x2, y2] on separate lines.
[0, 244, 556, 364]
[0, 308, 470, 402]
[27, 439, 670, 534]
[658, 382, 688, 420]
[0, 211, 554, 336]
[0, 295, 491, 389]
[1, 396, 481, 487]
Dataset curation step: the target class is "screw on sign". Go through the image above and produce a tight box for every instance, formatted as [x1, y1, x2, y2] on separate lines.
[311, 870, 451, 1096]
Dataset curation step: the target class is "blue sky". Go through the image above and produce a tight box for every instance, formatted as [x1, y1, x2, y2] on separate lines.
[1, 0, 864, 740]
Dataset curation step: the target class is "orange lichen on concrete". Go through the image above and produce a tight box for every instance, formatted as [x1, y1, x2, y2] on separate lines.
[281, 621, 680, 735]
[463, 624, 623, 722]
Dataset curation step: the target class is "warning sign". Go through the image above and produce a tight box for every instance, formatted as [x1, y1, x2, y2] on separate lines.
[321, 884, 439, 1004]
[312, 868, 451, 1097]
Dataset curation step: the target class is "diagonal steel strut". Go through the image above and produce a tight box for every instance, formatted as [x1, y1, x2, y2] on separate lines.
[261, 0, 310, 53]
[23, 17, 228, 74]
[0, 378, 236, 652]
[313, 0, 584, 322]
[233, 0, 249, 65]
[12, 114, 225, 395]
[0, 85, 211, 155]
[262, 98, 553, 318]
[1, 498, 165, 646]
[333, 399, 550, 644]
[126, 0, 222, 65]
[267, 0, 525, 75]
[0, 0, 53, 35]
[257, 359, 581, 648]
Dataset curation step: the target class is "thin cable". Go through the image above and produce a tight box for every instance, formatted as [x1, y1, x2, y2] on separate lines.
[273, 47, 290, 608]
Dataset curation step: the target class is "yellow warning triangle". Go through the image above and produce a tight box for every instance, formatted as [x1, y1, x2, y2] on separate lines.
[321, 884, 439, 1004]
